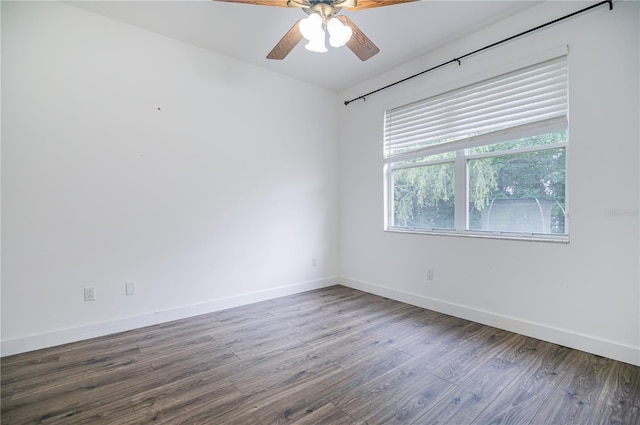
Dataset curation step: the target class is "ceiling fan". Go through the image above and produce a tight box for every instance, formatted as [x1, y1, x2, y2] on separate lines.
[214, 0, 416, 61]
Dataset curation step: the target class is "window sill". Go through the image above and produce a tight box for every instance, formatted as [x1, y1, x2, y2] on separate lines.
[385, 228, 570, 243]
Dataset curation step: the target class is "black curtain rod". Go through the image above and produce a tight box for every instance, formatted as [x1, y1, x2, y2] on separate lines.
[344, 0, 613, 106]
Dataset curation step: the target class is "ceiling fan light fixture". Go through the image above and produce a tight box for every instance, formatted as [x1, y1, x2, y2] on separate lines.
[217, 0, 407, 61]
[327, 17, 352, 48]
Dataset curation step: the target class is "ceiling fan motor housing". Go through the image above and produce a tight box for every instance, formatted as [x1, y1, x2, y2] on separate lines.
[304, 3, 341, 20]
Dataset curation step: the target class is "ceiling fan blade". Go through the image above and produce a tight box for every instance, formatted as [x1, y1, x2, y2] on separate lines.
[340, 0, 416, 11]
[336, 15, 379, 61]
[213, 0, 295, 8]
[267, 20, 304, 60]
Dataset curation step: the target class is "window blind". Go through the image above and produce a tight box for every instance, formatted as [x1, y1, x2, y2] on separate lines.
[384, 56, 567, 161]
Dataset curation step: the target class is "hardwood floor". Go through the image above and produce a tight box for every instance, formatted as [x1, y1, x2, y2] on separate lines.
[1, 285, 639, 424]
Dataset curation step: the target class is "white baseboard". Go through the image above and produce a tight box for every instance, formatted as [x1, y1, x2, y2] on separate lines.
[340, 276, 640, 367]
[5, 275, 638, 366]
[1, 276, 339, 357]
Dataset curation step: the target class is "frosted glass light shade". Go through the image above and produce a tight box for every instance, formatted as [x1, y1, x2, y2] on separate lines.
[327, 17, 352, 48]
[299, 13, 323, 41]
[299, 13, 327, 53]
[305, 30, 327, 53]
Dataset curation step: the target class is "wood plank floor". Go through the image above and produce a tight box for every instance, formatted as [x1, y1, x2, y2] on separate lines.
[1, 285, 639, 424]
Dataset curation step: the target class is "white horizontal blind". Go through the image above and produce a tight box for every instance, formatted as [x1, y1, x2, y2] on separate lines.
[384, 56, 567, 161]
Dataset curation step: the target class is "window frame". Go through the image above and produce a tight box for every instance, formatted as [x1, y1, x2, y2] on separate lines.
[383, 55, 570, 242]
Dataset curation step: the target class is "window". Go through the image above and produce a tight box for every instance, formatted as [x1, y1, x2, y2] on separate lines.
[384, 56, 568, 240]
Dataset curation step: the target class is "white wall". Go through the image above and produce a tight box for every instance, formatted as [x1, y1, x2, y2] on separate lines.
[338, 0, 640, 366]
[3, 0, 638, 367]
[1, 1, 339, 355]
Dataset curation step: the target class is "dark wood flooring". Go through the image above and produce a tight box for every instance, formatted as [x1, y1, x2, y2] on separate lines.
[1, 285, 639, 424]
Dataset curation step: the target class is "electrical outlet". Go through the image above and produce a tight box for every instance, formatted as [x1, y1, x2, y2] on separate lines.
[427, 270, 435, 281]
[84, 287, 96, 301]
[311, 258, 318, 267]
[125, 281, 136, 296]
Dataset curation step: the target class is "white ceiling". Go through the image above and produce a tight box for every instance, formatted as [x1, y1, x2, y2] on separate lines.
[67, 0, 540, 92]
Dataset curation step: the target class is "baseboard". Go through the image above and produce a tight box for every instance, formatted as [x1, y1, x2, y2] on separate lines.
[1, 276, 339, 357]
[339, 276, 640, 366]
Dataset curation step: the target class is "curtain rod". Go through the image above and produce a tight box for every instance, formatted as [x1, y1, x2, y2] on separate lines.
[343, 0, 613, 106]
